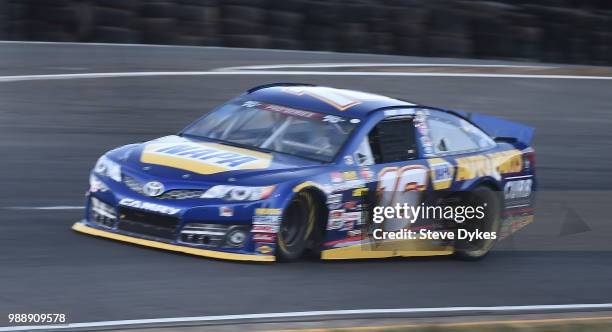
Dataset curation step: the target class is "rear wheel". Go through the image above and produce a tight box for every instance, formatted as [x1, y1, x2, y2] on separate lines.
[276, 191, 316, 262]
[453, 186, 501, 261]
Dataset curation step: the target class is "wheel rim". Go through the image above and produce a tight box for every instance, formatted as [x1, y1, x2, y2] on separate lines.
[457, 190, 500, 256]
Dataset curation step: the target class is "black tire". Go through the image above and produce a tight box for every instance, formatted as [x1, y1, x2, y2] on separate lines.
[277, 191, 317, 262]
[453, 186, 502, 261]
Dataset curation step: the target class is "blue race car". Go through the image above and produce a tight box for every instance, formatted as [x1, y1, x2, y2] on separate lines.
[73, 83, 536, 262]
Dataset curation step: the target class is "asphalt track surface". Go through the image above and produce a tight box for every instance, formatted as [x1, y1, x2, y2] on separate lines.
[1, 42, 611, 326]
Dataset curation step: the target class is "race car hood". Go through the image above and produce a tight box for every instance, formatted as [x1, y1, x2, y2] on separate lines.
[109, 135, 327, 186]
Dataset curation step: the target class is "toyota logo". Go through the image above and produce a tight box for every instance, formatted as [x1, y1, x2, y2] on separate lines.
[142, 181, 165, 197]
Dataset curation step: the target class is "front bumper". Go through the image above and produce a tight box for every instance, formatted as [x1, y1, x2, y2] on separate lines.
[80, 173, 281, 262]
[72, 221, 275, 262]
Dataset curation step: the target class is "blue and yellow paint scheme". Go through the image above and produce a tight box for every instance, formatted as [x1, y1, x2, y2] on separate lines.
[73, 84, 536, 262]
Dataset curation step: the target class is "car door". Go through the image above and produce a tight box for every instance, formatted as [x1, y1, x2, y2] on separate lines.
[353, 112, 430, 232]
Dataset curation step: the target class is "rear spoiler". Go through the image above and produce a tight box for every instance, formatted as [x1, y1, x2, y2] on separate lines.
[451, 110, 534, 147]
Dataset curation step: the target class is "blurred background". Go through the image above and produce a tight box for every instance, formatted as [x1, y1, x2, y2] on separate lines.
[1, 0, 611, 65]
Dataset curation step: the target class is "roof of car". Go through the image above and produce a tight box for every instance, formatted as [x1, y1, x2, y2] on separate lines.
[245, 83, 417, 118]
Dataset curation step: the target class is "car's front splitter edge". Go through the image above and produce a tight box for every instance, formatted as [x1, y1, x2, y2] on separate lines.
[320, 244, 454, 260]
[71, 222, 275, 262]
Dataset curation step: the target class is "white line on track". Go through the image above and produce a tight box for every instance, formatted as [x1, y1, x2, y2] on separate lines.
[1, 70, 612, 82]
[215, 62, 555, 71]
[1, 303, 612, 331]
[3, 206, 83, 210]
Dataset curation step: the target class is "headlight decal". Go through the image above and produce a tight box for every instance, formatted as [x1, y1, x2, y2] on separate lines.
[202, 185, 275, 201]
[94, 155, 122, 182]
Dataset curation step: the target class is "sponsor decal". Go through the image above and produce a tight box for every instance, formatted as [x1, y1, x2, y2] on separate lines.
[330, 172, 344, 183]
[344, 211, 362, 223]
[141, 141, 272, 175]
[359, 167, 373, 181]
[342, 212, 362, 231]
[118, 198, 180, 215]
[456, 149, 523, 181]
[327, 202, 343, 210]
[415, 120, 429, 136]
[252, 224, 280, 233]
[323, 115, 345, 123]
[384, 108, 415, 117]
[427, 158, 455, 190]
[327, 219, 344, 230]
[331, 179, 366, 193]
[253, 215, 281, 225]
[352, 187, 369, 197]
[255, 243, 274, 254]
[420, 136, 432, 148]
[343, 171, 358, 181]
[255, 208, 281, 215]
[219, 206, 233, 217]
[414, 111, 433, 155]
[260, 103, 322, 119]
[330, 209, 344, 218]
[341, 220, 354, 231]
[344, 155, 355, 165]
[348, 229, 362, 237]
[344, 201, 358, 210]
[327, 209, 345, 230]
[327, 193, 344, 210]
[252, 233, 276, 243]
[327, 193, 343, 204]
[504, 178, 533, 200]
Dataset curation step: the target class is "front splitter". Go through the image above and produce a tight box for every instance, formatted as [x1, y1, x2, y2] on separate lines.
[72, 221, 275, 262]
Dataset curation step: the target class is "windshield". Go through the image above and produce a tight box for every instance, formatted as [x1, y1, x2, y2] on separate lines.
[182, 100, 359, 162]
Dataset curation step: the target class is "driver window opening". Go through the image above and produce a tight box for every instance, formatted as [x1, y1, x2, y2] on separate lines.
[367, 117, 417, 164]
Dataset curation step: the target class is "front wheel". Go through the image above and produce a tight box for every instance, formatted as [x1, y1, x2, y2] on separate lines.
[453, 186, 502, 261]
[276, 191, 316, 262]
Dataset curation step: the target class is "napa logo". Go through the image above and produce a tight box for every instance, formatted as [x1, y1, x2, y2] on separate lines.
[141, 141, 272, 174]
[427, 158, 455, 190]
